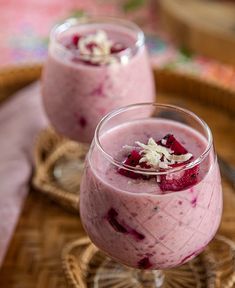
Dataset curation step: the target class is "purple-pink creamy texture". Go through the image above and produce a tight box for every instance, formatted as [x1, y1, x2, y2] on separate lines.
[80, 119, 222, 269]
[42, 24, 155, 142]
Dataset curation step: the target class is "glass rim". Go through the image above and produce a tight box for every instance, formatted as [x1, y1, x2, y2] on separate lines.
[94, 103, 213, 176]
[50, 16, 145, 59]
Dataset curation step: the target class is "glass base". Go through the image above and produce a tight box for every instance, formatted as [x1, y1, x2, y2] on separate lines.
[53, 157, 85, 193]
[134, 269, 164, 287]
[62, 236, 235, 288]
[90, 256, 210, 288]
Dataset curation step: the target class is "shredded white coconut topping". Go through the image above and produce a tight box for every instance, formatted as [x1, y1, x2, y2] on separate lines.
[136, 138, 192, 169]
[78, 30, 117, 65]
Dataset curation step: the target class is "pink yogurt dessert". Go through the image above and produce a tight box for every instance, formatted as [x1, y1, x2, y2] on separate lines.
[42, 17, 155, 142]
[80, 111, 222, 270]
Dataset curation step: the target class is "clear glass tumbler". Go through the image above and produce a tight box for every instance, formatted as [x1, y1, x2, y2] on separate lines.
[42, 17, 155, 143]
[80, 103, 223, 287]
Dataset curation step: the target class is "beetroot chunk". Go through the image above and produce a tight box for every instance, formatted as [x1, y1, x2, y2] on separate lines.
[128, 229, 145, 241]
[138, 257, 152, 269]
[86, 41, 99, 52]
[118, 150, 151, 179]
[106, 208, 128, 233]
[158, 134, 188, 155]
[157, 134, 199, 191]
[118, 150, 142, 179]
[124, 150, 142, 166]
[160, 165, 199, 192]
[106, 208, 145, 240]
[79, 116, 87, 128]
[110, 43, 127, 54]
[72, 34, 80, 46]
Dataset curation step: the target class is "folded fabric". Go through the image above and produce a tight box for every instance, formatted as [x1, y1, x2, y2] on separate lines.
[0, 82, 48, 267]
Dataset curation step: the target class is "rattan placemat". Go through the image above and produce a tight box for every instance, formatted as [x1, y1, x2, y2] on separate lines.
[61, 235, 235, 288]
[33, 127, 88, 212]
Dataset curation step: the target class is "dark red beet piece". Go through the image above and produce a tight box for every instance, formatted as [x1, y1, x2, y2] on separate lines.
[118, 150, 151, 179]
[72, 34, 80, 46]
[159, 164, 199, 192]
[110, 43, 126, 54]
[106, 208, 145, 240]
[180, 246, 205, 264]
[82, 59, 100, 66]
[128, 229, 145, 241]
[138, 257, 152, 269]
[191, 197, 197, 207]
[157, 134, 199, 192]
[125, 150, 142, 166]
[79, 116, 87, 128]
[180, 252, 195, 264]
[106, 208, 128, 233]
[158, 134, 188, 155]
[86, 41, 99, 52]
[118, 150, 142, 179]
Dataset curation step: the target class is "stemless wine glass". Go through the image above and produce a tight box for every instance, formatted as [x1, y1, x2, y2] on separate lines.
[79, 103, 223, 287]
[42, 17, 155, 143]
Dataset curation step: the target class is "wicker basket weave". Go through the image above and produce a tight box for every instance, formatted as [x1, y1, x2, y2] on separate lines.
[61, 235, 235, 288]
[33, 127, 89, 212]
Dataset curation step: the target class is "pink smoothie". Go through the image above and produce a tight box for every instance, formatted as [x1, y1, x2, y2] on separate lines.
[42, 20, 155, 142]
[80, 119, 222, 269]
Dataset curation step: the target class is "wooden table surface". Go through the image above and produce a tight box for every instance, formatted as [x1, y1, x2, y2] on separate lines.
[159, 0, 235, 66]
[0, 88, 234, 288]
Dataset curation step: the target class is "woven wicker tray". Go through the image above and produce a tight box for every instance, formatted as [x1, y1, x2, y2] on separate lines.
[0, 64, 234, 288]
[61, 235, 235, 288]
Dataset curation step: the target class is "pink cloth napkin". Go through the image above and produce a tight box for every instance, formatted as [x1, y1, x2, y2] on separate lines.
[0, 82, 48, 266]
